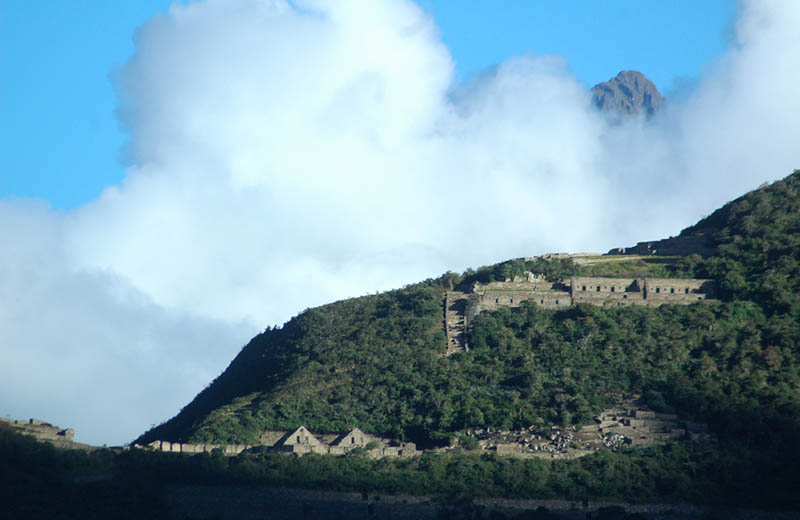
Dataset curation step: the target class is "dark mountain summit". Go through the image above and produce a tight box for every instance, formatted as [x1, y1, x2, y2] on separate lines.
[592, 70, 663, 117]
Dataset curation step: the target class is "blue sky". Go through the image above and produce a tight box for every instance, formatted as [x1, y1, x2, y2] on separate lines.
[2, 0, 735, 210]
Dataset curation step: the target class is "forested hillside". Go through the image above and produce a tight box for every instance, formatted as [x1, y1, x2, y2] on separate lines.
[138, 170, 800, 483]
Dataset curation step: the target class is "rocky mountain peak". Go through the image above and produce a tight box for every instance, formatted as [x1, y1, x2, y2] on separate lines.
[591, 70, 663, 117]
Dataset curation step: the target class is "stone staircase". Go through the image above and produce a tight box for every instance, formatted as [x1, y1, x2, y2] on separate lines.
[444, 292, 469, 355]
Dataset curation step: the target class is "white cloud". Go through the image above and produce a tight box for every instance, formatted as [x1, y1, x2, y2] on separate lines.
[0, 200, 246, 444]
[1, 0, 798, 445]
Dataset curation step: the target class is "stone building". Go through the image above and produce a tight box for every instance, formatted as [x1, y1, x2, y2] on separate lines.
[276, 426, 328, 455]
[468, 274, 715, 316]
[141, 425, 419, 459]
[442, 272, 717, 357]
[445, 272, 717, 356]
[643, 278, 716, 304]
[329, 428, 370, 455]
[469, 279, 572, 315]
[570, 277, 643, 306]
[570, 276, 715, 307]
[377, 441, 417, 458]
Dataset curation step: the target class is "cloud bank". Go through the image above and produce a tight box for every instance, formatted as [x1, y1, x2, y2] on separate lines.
[2, 0, 799, 445]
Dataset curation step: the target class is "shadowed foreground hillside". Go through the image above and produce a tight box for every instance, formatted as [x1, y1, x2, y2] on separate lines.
[132, 170, 800, 507]
[7, 422, 799, 519]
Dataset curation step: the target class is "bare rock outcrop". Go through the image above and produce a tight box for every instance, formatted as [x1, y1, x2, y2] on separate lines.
[592, 70, 663, 117]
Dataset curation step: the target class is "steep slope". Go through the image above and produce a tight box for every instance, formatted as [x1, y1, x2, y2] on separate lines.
[140, 285, 449, 444]
[680, 174, 800, 314]
[139, 171, 800, 458]
[592, 70, 663, 117]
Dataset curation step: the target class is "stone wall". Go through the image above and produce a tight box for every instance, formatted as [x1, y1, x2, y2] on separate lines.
[1, 417, 75, 444]
[468, 275, 715, 314]
[474, 280, 557, 293]
[474, 290, 572, 311]
[608, 235, 715, 257]
[140, 427, 419, 460]
[146, 440, 253, 455]
[570, 276, 714, 308]
[644, 278, 716, 304]
[571, 277, 641, 295]
[592, 407, 716, 447]
[571, 277, 645, 307]
[457, 405, 712, 459]
[471, 280, 571, 313]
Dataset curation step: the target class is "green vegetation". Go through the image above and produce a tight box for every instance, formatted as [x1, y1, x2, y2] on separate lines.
[450, 252, 705, 288]
[3, 426, 797, 513]
[143, 283, 450, 444]
[143, 292, 778, 446]
[0, 425, 167, 519]
[454, 256, 580, 289]
[132, 171, 800, 507]
[573, 256, 682, 278]
[683, 172, 800, 315]
[467, 299, 800, 433]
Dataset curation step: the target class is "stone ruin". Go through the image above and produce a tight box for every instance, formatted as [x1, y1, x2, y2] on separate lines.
[592, 407, 715, 447]
[142, 410, 711, 462]
[571, 276, 716, 307]
[0, 417, 75, 445]
[467, 426, 585, 459]
[139, 426, 419, 459]
[4, 411, 711, 462]
[444, 263, 716, 355]
[470, 275, 715, 315]
[608, 235, 715, 257]
[452, 406, 713, 459]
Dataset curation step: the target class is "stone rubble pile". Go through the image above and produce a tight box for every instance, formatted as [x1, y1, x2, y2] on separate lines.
[457, 404, 714, 459]
[465, 425, 579, 455]
[602, 432, 629, 450]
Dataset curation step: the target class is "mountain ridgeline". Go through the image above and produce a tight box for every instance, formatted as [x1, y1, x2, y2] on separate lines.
[140, 170, 800, 472]
[592, 70, 663, 117]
